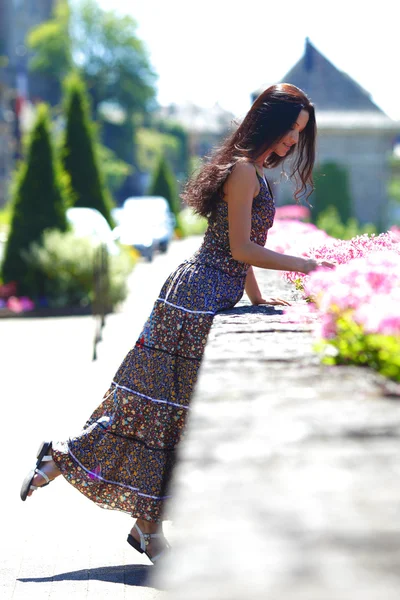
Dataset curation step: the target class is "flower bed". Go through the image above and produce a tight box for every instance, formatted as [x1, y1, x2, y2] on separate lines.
[269, 218, 400, 382]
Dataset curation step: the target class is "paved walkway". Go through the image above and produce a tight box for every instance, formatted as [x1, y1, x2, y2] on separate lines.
[1, 236, 202, 600]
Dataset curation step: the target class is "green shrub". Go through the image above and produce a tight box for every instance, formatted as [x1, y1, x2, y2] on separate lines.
[148, 154, 180, 217]
[1, 104, 68, 294]
[316, 315, 400, 382]
[107, 250, 135, 308]
[96, 143, 132, 195]
[316, 205, 376, 239]
[0, 204, 12, 233]
[22, 229, 135, 309]
[312, 162, 353, 223]
[177, 207, 208, 237]
[62, 73, 114, 226]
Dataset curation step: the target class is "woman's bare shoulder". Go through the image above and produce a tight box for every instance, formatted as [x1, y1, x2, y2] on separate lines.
[228, 160, 257, 183]
[224, 160, 259, 204]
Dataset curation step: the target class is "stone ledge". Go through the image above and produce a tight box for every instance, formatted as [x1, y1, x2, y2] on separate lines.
[155, 269, 400, 599]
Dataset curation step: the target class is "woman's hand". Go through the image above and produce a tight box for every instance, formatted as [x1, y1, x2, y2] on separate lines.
[301, 258, 335, 274]
[251, 297, 292, 306]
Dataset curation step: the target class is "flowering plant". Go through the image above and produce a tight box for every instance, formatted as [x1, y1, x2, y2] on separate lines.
[272, 217, 400, 381]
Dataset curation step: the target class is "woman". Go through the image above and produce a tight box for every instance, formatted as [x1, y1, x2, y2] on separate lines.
[20, 83, 333, 563]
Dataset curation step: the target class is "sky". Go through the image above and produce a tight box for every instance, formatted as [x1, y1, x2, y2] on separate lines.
[97, 0, 400, 122]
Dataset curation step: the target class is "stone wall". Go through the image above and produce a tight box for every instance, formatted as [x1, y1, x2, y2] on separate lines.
[155, 267, 400, 600]
[269, 129, 395, 227]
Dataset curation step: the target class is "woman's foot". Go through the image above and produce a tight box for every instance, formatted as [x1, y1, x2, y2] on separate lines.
[26, 459, 61, 497]
[20, 441, 61, 501]
[128, 519, 170, 563]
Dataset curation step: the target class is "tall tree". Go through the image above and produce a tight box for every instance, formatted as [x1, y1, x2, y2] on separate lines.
[27, 0, 156, 116]
[73, 0, 156, 116]
[61, 72, 114, 225]
[27, 0, 157, 196]
[27, 0, 73, 105]
[1, 104, 68, 293]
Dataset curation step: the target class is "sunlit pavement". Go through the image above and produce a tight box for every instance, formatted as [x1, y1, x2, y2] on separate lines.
[0, 235, 202, 600]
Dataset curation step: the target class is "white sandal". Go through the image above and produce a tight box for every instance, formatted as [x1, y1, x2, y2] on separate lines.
[20, 441, 54, 501]
[127, 523, 170, 563]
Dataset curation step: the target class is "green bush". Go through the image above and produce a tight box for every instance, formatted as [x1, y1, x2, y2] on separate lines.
[62, 73, 114, 226]
[177, 207, 208, 237]
[22, 229, 135, 309]
[108, 249, 136, 308]
[312, 162, 353, 223]
[316, 205, 376, 239]
[1, 104, 68, 294]
[148, 153, 180, 217]
[0, 204, 12, 232]
[316, 315, 400, 382]
[96, 143, 132, 195]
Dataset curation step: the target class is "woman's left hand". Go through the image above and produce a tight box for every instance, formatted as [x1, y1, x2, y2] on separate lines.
[252, 297, 291, 306]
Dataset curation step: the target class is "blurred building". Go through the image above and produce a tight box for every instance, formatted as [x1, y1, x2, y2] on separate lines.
[253, 38, 400, 226]
[158, 102, 236, 159]
[0, 0, 55, 208]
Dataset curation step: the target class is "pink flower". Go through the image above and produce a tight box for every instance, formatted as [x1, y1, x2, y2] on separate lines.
[7, 296, 23, 313]
[275, 205, 311, 221]
[353, 291, 400, 335]
[19, 297, 35, 311]
[281, 302, 317, 325]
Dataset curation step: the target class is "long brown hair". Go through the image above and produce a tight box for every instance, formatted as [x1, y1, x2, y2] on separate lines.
[182, 83, 316, 218]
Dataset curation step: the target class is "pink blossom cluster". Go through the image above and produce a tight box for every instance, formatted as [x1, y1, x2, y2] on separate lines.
[271, 218, 400, 340]
[282, 230, 400, 286]
[304, 250, 400, 338]
[390, 225, 400, 241]
[274, 204, 311, 221]
[0, 296, 35, 313]
[268, 219, 333, 256]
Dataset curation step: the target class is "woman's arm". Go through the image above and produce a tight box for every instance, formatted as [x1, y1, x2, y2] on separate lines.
[245, 266, 291, 306]
[225, 162, 332, 274]
[245, 266, 263, 304]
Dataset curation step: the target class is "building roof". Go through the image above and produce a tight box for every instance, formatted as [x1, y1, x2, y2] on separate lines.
[253, 39, 386, 116]
[282, 38, 384, 113]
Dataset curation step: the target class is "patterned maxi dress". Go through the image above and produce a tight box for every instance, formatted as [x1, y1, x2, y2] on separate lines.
[52, 172, 275, 523]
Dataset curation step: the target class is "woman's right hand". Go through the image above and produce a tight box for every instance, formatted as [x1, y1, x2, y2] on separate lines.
[301, 258, 335, 274]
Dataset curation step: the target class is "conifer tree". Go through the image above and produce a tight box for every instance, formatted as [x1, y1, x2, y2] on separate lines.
[147, 154, 180, 218]
[1, 104, 68, 293]
[62, 73, 114, 225]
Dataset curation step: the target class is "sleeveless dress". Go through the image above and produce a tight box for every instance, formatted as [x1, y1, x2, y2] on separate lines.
[52, 172, 275, 522]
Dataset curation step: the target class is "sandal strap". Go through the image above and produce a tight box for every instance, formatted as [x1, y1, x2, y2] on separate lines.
[35, 468, 50, 484]
[134, 523, 147, 551]
[151, 547, 169, 563]
[134, 523, 164, 551]
[41, 455, 52, 462]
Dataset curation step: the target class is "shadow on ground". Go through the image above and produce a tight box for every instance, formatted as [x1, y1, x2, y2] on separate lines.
[18, 563, 160, 588]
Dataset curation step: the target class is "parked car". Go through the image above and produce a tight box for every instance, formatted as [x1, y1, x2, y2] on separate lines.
[112, 196, 175, 262]
[66, 207, 120, 256]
